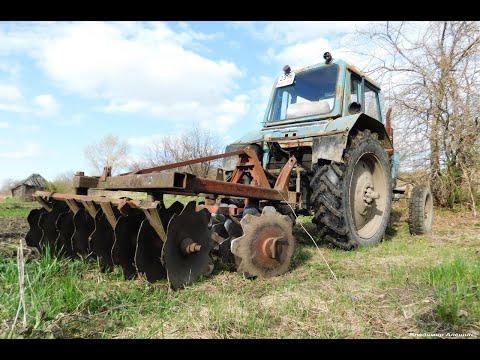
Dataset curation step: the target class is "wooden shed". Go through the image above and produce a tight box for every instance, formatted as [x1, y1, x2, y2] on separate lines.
[11, 173, 48, 199]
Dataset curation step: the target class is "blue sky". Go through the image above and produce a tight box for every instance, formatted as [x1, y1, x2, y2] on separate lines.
[0, 21, 371, 185]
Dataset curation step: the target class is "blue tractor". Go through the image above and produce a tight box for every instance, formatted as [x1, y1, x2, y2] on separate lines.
[224, 52, 409, 250]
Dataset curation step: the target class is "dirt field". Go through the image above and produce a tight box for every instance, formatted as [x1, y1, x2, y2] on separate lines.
[0, 198, 479, 339]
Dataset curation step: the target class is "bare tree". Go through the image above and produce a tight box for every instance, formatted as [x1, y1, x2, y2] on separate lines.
[353, 21, 480, 211]
[131, 124, 223, 178]
[84, 135, 130, 175]
[0, 178, 18, 196]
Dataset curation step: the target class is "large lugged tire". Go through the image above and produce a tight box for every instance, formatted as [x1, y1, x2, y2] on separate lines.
[408, 184, 433, 235]
[310, 129, 393, 249]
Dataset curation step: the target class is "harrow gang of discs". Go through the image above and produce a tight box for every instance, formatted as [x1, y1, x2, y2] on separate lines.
[26, 190, 296, 290]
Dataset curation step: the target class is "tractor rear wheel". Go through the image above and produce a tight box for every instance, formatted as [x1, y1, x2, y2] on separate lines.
[310, 129, 392, 249]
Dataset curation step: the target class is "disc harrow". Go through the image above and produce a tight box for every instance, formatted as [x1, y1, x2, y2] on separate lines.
[25, 192, 296, 290]
[24, 147, 299, 290]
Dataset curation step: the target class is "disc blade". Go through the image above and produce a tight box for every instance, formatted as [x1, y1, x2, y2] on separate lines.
[25, 208, 47, 252]
[230, 206, 295, 278]
[71, 208, 95, 257]
[112, 212, 145, 280]
[162, 201, 215, 290]
[168, 201, 184, 216]
[55, 211, 76, 258]
[135, 218, 167, 282]
[38, 201, 70, 255]
[89, 209, 119, 273]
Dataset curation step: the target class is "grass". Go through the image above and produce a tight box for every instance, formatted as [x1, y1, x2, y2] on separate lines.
[0, 198, 38, 217]
[426, 257, 480, 328]
[0, 200, 479, 338]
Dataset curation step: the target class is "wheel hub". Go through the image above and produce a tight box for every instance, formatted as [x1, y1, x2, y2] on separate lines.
[261, 236, 285, 259]
[350, 155, 387, 239]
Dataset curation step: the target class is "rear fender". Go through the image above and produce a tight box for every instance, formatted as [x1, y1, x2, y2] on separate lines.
[312, 113, 393, 166]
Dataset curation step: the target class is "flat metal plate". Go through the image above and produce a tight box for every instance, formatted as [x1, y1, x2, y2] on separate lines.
[276, 72, 295, 88]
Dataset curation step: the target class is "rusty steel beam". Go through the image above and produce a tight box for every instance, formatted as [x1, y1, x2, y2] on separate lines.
[74, 176, 99, 190]
[185, 176, 287, 201]
[38, 170, 290, 204]
[102, 172, 186, 190]
[128, 149, 246, 175]
[274, 157, 297, 193]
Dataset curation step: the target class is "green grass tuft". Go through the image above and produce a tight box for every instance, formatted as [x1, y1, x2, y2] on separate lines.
[425, 256, 480, 327]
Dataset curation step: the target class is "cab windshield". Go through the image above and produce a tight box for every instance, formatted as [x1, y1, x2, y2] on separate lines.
[267, 64, 339, 122]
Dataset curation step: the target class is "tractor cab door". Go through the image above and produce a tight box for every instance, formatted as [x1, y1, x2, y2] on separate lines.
[346, 71, 384, 123]
[363, 81, 383, 122]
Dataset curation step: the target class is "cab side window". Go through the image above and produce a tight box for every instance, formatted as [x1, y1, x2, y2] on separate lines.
[350, 73, 361, 103]
[364, 83, 381, 120]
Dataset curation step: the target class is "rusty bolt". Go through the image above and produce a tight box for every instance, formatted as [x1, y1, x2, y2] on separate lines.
[181, 238, 202, 255]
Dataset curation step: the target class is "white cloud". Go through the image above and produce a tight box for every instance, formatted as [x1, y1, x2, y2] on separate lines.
[33, 94, 59, 115]
[234, 21, 362, 45]
[0, 84, 26, 112]
[0, 143, 41, 159]
[105, 94, 249, 134]
[270, 37, 332, 68]
[0, 121, 9, 128]
[0, 22, 245, 133]
[39, 22, 240, 103]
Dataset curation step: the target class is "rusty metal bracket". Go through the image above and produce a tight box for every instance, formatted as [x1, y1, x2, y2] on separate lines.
[99, 200, 118, 229]
[196, 204, 243, 216]
[100, 166, 112, 182]
[140, 202, 167, 242]
[80, 200, 98, 219]
[64, 198, 80, 214]
[274, 157, 297, 193]
[34, 195, 53, 212]
[229, 147, 270, 188]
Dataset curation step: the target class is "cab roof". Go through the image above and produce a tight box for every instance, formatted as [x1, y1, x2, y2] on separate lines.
[291, 58, 381, 90]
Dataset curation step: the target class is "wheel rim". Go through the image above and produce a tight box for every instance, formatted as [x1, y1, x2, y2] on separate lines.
[424, 191, 433, 229]
[349, 152, 388, 239]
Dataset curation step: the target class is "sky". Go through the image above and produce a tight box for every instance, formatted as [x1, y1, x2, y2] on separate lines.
[0, 21, 373, 185]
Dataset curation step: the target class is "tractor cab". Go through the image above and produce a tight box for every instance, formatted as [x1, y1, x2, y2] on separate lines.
[264, 53, 385, 127]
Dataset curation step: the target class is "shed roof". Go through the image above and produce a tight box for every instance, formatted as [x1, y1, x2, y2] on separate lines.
[11, 173, 48, 190]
